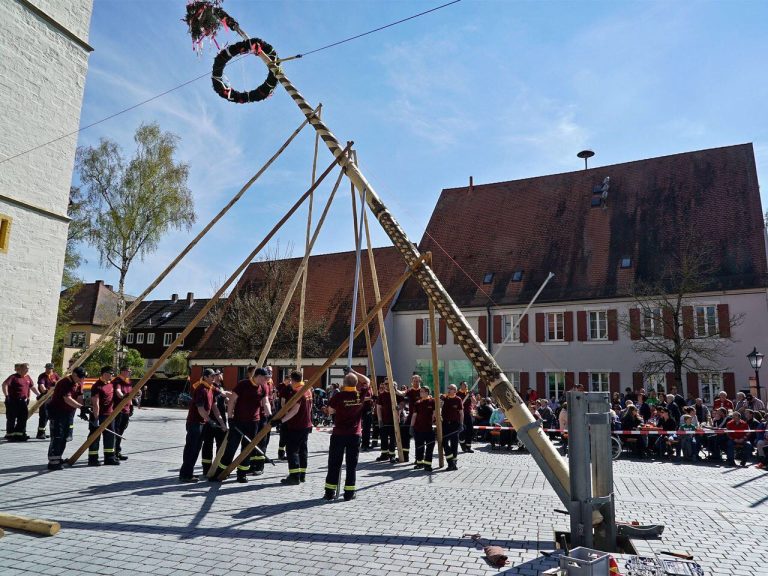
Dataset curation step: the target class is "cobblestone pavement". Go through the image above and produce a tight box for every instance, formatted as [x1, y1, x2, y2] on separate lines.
[1, 408, 766, 575]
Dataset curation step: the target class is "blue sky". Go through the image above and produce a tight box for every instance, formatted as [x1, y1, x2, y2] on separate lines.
[71, 0, 768, 298]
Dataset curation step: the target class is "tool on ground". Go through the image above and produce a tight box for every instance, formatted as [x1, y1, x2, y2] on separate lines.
[232, 426, 275, 466]
[462, 533, 509, 568]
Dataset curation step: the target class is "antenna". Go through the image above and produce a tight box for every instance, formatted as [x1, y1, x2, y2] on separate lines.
[577, 149, 595, 170]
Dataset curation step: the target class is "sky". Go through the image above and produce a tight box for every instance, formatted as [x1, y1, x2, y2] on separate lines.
[68, 0, 768, 299]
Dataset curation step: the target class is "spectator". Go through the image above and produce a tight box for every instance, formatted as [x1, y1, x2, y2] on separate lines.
[678, 414, 698, 461]
[489, 405, 515, 450]
[707, 407, 730, 461]
[558, 402, 568, 450]
[686, 393, 696, 406]
[737, 392, 765, 414]
[611, 391, 622, 407]
[654, 407, 678, 459]
[646, 389, 660, 407]
[694, 398, 711, 425]
[681, 406, 699, 427]
[713, 391, 733, 412]
[725, 411, 751, 467]
[734, 392, 748, 414]
[621, 405, 644, 457]
[665, 395, 681, 423]
[636, 396, 652, 422]
[623, 387, 637, 405]
[754, 415, 767, 469]
[538, 399, 556, 430]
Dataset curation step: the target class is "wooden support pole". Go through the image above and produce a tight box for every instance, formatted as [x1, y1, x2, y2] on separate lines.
[296, 106, 322, 370]
[66, 147, 351, 465]
[0, 512, 60, 536]
[207, 432, 229, 478]
[428, 299, 445, 467]
[359, 184, 404, 461]
[217, 254, 429, 480]
[256, 167, 344, 368]
[28, 111, 316, 416]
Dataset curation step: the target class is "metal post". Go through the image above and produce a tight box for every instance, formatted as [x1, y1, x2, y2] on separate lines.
[587, 392, 616, 552]
[567, 390, 592, 549]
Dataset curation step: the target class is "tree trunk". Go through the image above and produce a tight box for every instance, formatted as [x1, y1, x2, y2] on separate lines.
[115, 270, 127, 368]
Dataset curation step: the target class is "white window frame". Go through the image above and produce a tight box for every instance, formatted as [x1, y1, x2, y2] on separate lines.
[545, 312, 565, 342]
[589, 372, 610, 393]
[546, 371, 566, 401]
[588, 310, 608, 341]
[176, 333, 184, 346]
[641, 307, 664, 338]
[699, 372, 723, 406]
[126, 333, 134, 344]
[694, 304, 719, 338]
[69, 331, 86, 347]
[501, 313, 522, 344]
[163, 333, 173, 346]
[644, 373, 667, 395]
[503, 370, 520, 391]
[146, 333, 155, 344]
[136, 333, 144, 344]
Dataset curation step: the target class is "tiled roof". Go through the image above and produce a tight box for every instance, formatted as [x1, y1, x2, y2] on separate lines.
[190, 246, 405, 360]
[128, 293, 214, 330]
[63, 281, 120, 326]
[394, 143, 767, 311]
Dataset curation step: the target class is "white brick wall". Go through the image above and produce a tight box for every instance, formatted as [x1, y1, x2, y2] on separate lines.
[0, 0, 93, 376]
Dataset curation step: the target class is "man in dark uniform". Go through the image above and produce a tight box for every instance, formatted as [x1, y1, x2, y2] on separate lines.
[213, 366, 267, 483]
[88, 367, 120, 466]
[280, 370, 313, 485]
[46, 367, 86, 470]
[254, 366, 273, 473]
[3, 363, 39, 441]
[376, 381, 397, 463]
[111, 366, 133, 460]
[180, 369, 226, 482]
[360, 382, 375, 451]
[201, 370, 228, 476]
[401, 374, 422, 462]
[36, 363, 59, 439]
[411, 386, 436, 472]
[457, 381, 475, 453]
[323, 368, 372, 501]
[441, 384, 463, 470]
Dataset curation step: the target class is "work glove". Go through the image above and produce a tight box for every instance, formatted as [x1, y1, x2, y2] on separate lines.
[79, 407, 89, 421]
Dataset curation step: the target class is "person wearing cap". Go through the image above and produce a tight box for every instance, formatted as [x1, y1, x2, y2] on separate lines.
[280, 370, 313, 485]
[111, 366, 133, 461]
[46, 367, 86, 470]
[411, 386, 436, 472]
[441, 384, 463, 470]
[323, 368, 372, 501]
[2, 363, 39, 442]
[212, 366, 267, 483]
[87, 367, 120, 466]
[35, 363, 59, 439]
[180, 368, 225, 482]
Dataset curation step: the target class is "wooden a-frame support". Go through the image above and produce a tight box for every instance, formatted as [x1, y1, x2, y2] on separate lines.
[66, 146, 351, 465]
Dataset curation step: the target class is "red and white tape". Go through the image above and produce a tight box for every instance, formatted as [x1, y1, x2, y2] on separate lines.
[311, 425, 762, 436]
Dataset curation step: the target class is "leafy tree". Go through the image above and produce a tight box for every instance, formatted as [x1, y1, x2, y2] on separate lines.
[70, 341, 145, 379]
[76, 123, 195, 365]
[164, 351, 190, 377]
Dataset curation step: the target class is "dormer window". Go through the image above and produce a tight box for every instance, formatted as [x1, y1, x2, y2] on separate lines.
[161, 311, 172, 319]
[620, 257, 632, 269]
[511, 270, 524, 282]
[482, 272, 494, 284]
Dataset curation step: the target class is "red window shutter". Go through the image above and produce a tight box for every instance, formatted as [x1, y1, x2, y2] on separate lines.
[536, 372, 546, 397]
[536, 313, 545, 342]
[564, 312, 574, 342]
[717, 304, 731, 338]
[492, 315, 502, 344]
[565, 372, 575, 388]
[438, 318, 447, 345]
[629, 309, 640, 340]
[610, 372, 620, 394]
[632, 372, 643, 389]
[665, 372, 676, 390]
[520, 371, 529, 394]
[663, 307, 675, 339]
[576, 311, 587, 341]
[478, 316, 487, 343]
[723, 372, 736, 397]
[686, 373, 698, 399]
[607, 309, 619, 341]
[519, 315, 529, 343]
[416, 318, 424, 345]
[682, 306, 694, 339]
[578, 372, 589, 388]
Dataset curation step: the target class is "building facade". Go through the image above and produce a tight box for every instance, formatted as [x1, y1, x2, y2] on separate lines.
[61, 280, 121, 369]
[0, 0, 93, 375]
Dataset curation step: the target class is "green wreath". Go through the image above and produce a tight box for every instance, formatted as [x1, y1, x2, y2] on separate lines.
[211, 38, 279, 104]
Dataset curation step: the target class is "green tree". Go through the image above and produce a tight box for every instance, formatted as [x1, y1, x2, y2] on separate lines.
[164, 351, 190, 377]
[71, 341, 145, 379]
[76, 123, 195, 365]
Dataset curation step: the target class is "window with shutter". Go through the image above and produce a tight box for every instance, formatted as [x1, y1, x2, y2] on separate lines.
[545, 312, 565, 341]
[588, 311, 608, 340]
[694, 305, 718, 337]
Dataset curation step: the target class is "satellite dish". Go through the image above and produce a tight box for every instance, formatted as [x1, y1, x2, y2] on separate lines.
[577, 149, 595, 170]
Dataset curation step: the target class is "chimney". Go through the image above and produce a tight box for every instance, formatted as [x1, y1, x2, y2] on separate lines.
[186, 292, 195, 307]
[469, 176, 474, 193]
[95, 280, 104, 287]
[171, 293, 178, 303]
[105, 284, 113, 291]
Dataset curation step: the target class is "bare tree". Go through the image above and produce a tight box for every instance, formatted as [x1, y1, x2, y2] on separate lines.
[620, 233, 743, 391]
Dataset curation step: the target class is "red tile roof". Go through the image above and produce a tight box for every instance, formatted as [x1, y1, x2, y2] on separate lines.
[190, 246, 405, 360]
[62, 281, 120, 326]
[394, 143, 767, 311]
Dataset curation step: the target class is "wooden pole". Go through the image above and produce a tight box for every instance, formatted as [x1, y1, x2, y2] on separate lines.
[66, 147, 351, 465]
[27, 112, 316, 416]
[217, 254, 429, 480]
[296, 106, 322, 371]
[207, 432, 229, 478]
[256, 167, 344, 368]
[358, 183, 404, 461]
[0, 512, 60, 536]
[428, 299, 445, 467]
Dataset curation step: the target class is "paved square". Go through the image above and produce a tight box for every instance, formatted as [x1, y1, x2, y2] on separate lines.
[1, 408, 766, 575]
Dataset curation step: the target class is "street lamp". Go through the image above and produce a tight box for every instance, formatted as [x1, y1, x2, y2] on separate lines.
[746, 347, 763, 399]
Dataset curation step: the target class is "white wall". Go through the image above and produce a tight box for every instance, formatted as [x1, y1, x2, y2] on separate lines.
[0, 0, 93, 376]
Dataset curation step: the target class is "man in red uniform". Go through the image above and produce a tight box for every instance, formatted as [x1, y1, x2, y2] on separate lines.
[411, 386, 436, 472]
[201, 371, 228, 476]
[323, 368, 372, 501]
[376, 381, 397, 463]
[441, 384, 463, 470]
[35, 363, 59, 439]
[401, 374, 422, 462]
[3, 363, 39, 441]
[46, 367, 86, 470]
[254, 366, 274, 473]
[180, 368, 226, 482]
[111, 366, 133, 460]
[457, 381, 475, 453]
[276, 375, 291, 460]
[280, 370, 313, 485]
[214, 366, 268, 483]
[88, 367, 120, 466]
